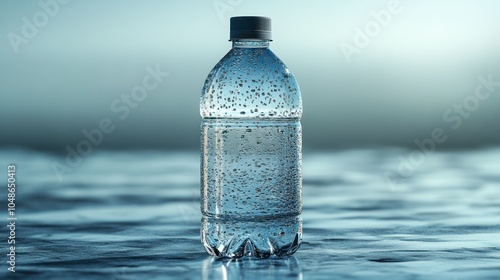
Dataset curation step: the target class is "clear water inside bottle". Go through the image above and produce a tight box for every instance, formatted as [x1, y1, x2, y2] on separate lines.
[201, 39, 302, 258]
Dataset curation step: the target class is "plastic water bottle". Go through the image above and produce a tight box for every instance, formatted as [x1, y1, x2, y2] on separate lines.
[200, 16, 302, 258]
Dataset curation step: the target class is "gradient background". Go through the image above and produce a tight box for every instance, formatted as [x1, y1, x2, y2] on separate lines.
[1, 0, 499, 152]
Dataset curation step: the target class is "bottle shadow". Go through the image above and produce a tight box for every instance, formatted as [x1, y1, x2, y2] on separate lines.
[201, 256, 302, 280]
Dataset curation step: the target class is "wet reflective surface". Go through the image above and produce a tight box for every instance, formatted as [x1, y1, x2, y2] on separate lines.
[1, 148, 499, 279]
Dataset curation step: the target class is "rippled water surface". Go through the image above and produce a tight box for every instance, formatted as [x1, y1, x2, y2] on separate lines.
[1, 148, 499, 279]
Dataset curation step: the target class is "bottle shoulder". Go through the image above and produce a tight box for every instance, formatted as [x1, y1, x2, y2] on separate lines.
[201, 48, 302, 119]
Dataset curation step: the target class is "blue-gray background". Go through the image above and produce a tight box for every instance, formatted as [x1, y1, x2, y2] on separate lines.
[1, 0, 499, 152]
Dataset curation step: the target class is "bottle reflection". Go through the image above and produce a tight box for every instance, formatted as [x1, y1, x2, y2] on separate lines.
[201, 256, 302, 280]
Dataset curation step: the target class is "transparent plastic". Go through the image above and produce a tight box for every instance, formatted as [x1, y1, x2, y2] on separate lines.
[200, 39, 302, 258]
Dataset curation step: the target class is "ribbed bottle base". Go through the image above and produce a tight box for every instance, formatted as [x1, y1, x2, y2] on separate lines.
[201, 215, 302, 258]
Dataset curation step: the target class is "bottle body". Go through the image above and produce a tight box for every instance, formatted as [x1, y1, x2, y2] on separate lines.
[200, 40, 302, 258]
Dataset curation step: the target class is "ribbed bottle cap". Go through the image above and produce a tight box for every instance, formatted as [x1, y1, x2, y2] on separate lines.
[230, 16, 272, 41]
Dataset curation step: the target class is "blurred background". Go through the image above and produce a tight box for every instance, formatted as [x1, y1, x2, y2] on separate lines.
[2, 3, 500, 278]
[1, 0, 499, 152]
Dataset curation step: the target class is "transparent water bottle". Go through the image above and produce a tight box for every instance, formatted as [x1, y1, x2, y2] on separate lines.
[200, 16, 302, 258]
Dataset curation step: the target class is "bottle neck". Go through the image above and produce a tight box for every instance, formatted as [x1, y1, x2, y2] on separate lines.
[232, 39, 270, 48]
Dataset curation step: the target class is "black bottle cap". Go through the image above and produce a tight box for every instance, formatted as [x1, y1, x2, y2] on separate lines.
[230, 16, 272, 41]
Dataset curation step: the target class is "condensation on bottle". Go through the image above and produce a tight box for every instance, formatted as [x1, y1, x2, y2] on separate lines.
[200, 16, 303, 258]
